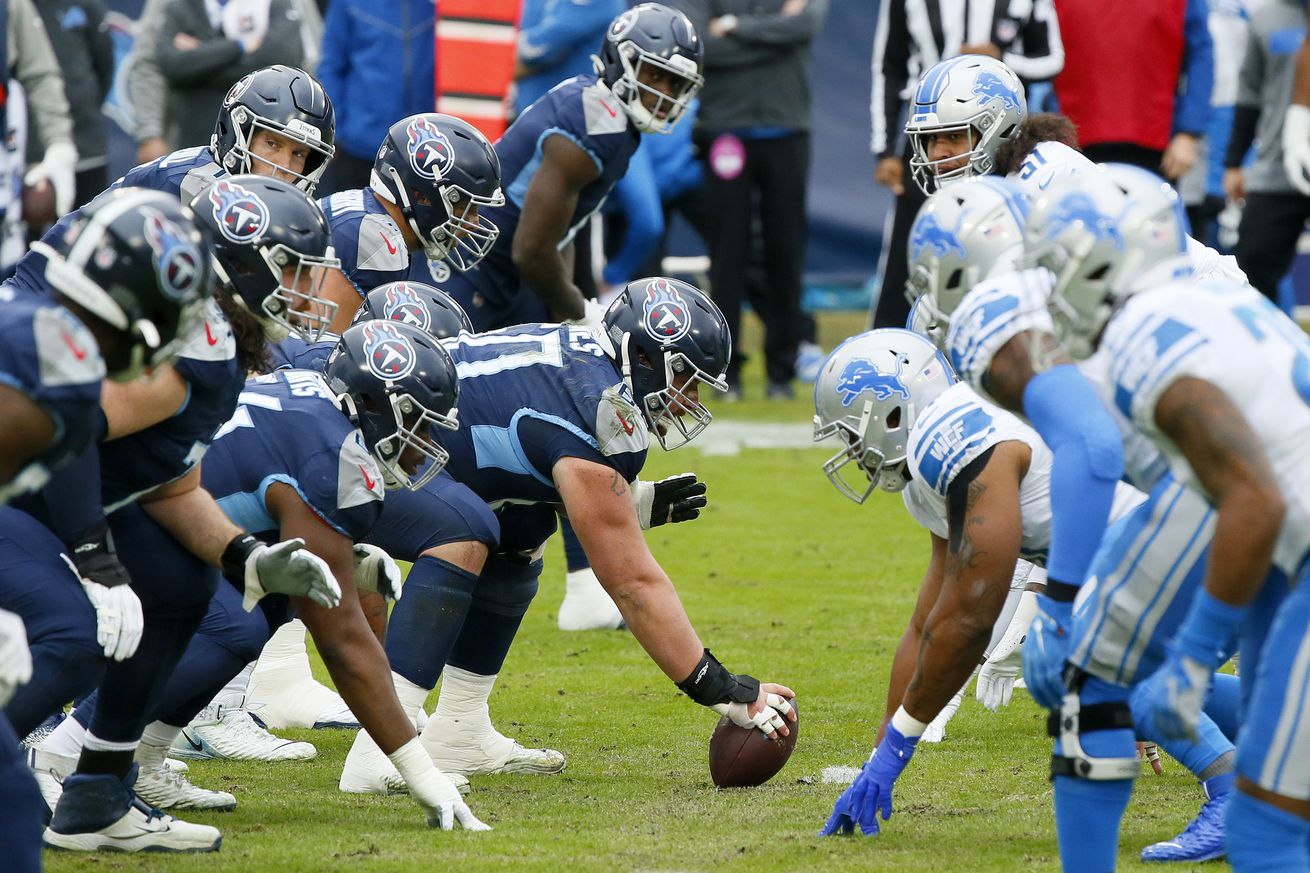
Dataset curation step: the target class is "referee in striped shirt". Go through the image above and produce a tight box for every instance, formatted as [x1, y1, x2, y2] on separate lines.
[868, 0, 1064, 329]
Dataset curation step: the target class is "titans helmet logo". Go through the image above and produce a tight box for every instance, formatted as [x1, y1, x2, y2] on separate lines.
[971, 71, 1022, 113]
[208, 179, 270, 244]
[406, 117, 455, 182]
[641, 278, 691, 343]
[142, 208, 202, 301]
[362, 321, 417, 381]
[836, 355, 911, 406]
[1045, 192, 1125, 250]
[381, 283, 431, 331]
[910, 212, 968, 262]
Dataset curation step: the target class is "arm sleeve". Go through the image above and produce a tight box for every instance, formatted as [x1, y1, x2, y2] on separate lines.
[518, 0, 616, 68]
[677, 0, 781, 70]
[314, 0, 350, 111]
[1224, 105, 1260, 168]
[729, 0, 829, 46]
[601, 148, 663, 287]
[125, 0, 170, 142]
[9, 0, 75, 148]
[1173, 0, 1215, 137]
[1226, 25, 1262, 168]
[870, 0, 911, 157]
[1002, 0, 1064, 82]
[1022, 364, 1125, 587]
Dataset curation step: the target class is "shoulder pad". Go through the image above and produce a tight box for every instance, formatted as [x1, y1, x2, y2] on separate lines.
[594, 382, 649, 456]
[337, 429, 386, 509]
[356, 213, 410, 273]
[33, 305, 106, 387]
[581, 81, 631, 138]
[174, 299, 237, 363]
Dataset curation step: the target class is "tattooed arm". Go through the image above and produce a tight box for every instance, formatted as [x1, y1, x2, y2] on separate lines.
[901, 442, 1030, 724]
[1154, 377, 1285, 606]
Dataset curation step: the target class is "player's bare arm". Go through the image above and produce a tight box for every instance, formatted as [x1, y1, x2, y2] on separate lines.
[138, 466, 242, 562]
[902, 442, 1028, 724]
[876, 532, 947, 743]
[100, 364, 189, 439]
[1153, 377, 1284, 607]
[511, 135, 600, 321]
[982, 330, 1070, 412]
[321, 267, 366, 335]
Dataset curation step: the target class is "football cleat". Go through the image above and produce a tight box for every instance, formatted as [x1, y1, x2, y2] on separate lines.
[557, 567, 624, 632]
[28, 746, 76, 819]
[339, 728, 469, 796]
[22, 711, 66, 750]
[421, 717, 566, 777]
[1140, 791, 1228, 863]
[171, 700, 316, 762]
[44, 767, 221, 853]
[246, 622, 360, 729]
[134, 763, 236, 812]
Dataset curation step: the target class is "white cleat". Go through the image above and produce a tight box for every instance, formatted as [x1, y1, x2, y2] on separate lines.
[557, 567, 624, 631]
[339, 728, 469, 796]
[423, 719, 566, 777]
[27, 747, 75, 818]
[172, 701, 316, 762]
[164, 758, 189, 774]
[44, 801, 222, 853]
[134, 763, 236, 812]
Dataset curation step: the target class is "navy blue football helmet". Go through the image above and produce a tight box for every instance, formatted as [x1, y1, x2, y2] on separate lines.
[212, 65, 336, 192]
[33, 187, 211, 381]
[191, 175, 341, 341]
[324, 319, 460, 491]
[602, 277, 729, 450]
[370, 113, 504, 270]
[594, 3, 703, 133]
[355, 281, 472, 339]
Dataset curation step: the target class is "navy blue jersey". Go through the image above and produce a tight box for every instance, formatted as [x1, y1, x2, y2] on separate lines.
[0, 287, 105, 503]
[317, 188, 411, 298]
[101, 300, 244, 511]
[443, 76, 640, 316]
[202, 369, 385, 540]
[266, 331, 340, 373]
[437, 323, 647, 507]
[10, 147, 224, 296]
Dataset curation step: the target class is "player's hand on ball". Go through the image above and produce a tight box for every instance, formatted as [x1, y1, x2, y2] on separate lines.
[712, 682, 795, 739]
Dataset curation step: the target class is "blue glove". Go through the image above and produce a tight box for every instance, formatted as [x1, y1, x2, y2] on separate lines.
[1141, 649, 1211, 742]
[819, 724, 918, 837]
[1022, 595, 1074, 710]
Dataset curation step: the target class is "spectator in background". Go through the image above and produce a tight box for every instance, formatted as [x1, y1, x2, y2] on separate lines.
[868, 0, 1063, 331]
[1054, 0, 1212, 179]
[1224, 0, 1308, 304]
[10, 0, 79, 227]
[677, 0, 829, 400]
[514, 0, 626, 115]
[123, 0, 171, 164]
[26, 0, 112, 214]
[155, 0, 304, 151]
[315, 0, 434, 196]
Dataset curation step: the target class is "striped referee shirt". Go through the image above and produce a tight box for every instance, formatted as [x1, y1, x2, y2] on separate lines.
[870, 0, 1064, 156]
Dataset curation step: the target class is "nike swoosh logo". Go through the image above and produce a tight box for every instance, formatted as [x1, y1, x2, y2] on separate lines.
[185, 733, 204, 752]
[1036, 177, 1052, 190]
[205, 321, 218, 346]
[381, 233, 397, 256]
[360, 464, 377, 491]
[62, 331, 88, 361]
[616, 410, 634, 435]
[600, 100, 618, 119]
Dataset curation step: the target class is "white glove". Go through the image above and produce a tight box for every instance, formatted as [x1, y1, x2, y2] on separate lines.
[80, 579, 145, 661]
[25, 141, 78, 217]
[711, 692, 793, 738]
[238, 537, 342, 612]
[977, 590, 1038, 712]
[1284, 104, 1310, 196]
[389, 738, 491, 831]
[921, 675, 970, 744]
[0, 609, 33, 707]
[353, 544, 403, 600]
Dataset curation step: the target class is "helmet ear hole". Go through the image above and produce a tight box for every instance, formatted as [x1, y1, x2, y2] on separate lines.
[1087, 263, 1111, 281]
[886, 406, 903, 429]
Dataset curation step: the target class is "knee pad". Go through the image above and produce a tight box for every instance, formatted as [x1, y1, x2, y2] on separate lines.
[473, 556, 542, 616]
[1049, 674, 1139, 781]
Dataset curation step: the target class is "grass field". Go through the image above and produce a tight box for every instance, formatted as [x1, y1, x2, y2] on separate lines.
[47, 313, 1213, 873]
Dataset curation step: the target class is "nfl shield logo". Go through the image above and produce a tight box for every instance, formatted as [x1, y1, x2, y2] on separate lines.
[641, 278, 691, 343]
[362, 321, 417, 380]
[405, 117, 455, 181]
[208, 180, 270, 244]
[381, 283, 430, 330]
[142, 208, 203, 301]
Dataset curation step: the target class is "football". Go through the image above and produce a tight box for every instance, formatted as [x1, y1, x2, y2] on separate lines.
[21, 180, 56, 229]
[708, 700, 799, 788]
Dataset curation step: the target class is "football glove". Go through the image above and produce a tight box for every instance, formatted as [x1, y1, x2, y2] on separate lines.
[821, 724, 918, 837]
[224, 534, 342, 612]
[80, 578, 144, 661]
[711, 691, 793, 738]
[1141, 650, 1211, 743]
[1021, 594, 1073, 710]
[24, 141, 77, 217]
[977, 590, 1038, 712]
[67, 519, 133, 589]
[632, 473, 708, 529]
[389, 738, 491, 831]
[0, 608, 32, 707]
[1284, 104, 1310, 197]
[352, 544, 403, 601]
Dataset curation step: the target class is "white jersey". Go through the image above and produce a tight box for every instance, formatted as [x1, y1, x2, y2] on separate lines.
[1101, 280, 1310, 574]
[1008, 140, 1247, 285]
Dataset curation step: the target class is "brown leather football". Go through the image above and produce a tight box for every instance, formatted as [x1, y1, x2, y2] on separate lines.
[22, 181, 56, 229]
[708, 699, 798, 788]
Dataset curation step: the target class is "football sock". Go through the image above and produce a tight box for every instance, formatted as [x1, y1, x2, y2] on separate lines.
[41, 711, 88, 758]
[77, 731, 137, 777]
[392, 671, 431, 725]
[1227, 789, 1310, 872]
[427, 666, 496, 734]
[385, 556, 477, 689]
[560, 518, 589, 572]
[447, 557, 539, 676]
[135, 721, 184, 769]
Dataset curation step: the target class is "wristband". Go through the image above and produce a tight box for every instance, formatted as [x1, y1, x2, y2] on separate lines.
[891, 705, 929, 739]
[676, 649, 759, 707]
[221, 533, 260, 586]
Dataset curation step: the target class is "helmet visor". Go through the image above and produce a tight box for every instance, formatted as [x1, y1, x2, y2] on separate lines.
[907, 123, 987, 195]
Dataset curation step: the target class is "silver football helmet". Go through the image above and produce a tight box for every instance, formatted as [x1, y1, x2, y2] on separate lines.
[813, 329, 956, 502]
[1023, 163, 1193, 360]
[906, 176, 1030, 339]
[905, 56, 1026, 194]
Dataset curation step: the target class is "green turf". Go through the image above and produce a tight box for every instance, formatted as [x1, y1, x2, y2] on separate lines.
[46, 312, 1210, 872]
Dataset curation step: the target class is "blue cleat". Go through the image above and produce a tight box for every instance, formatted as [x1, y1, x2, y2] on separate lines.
[1140, 791, 1228, 863]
